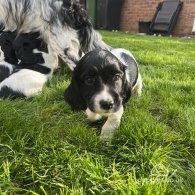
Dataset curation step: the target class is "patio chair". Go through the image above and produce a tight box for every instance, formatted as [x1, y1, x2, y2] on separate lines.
[149, 0, 183, 35]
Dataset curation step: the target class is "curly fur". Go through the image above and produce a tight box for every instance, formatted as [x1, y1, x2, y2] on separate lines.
[0, 0, 111, 70]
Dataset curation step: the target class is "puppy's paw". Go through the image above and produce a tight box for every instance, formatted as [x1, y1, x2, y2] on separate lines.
[100, 106, 123, 141]
[100, 121, 119, 141]
[86, 108, 102, 122]
[88, 113, 102, 122]
[99, 129, 113, 149]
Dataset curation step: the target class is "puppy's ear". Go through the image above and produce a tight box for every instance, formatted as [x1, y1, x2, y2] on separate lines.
[122, 67, 132, 108]
[64, 75, 86, 110]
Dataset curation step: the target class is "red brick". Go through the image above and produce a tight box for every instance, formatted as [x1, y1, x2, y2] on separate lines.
[120, 0, 195, 35]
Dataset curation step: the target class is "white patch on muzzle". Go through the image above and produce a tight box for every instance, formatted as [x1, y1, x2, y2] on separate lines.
[93, 85, 114, 114]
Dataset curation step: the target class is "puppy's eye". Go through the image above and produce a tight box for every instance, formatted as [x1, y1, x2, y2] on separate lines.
[84, 76, 95, 85]
[113, 74, 121, 82]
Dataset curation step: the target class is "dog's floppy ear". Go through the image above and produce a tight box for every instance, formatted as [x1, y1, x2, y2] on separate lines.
[123, 81, 132, 107]
[64, 74, 86, 110]
[122, 66, 132, 108]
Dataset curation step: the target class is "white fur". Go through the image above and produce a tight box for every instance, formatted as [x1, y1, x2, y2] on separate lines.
[100, 106, 124, 141]
[33, 46, 58, 74]
[111, 48, 136, 62]
[0, 69, 48, 97]
[93, 85, 114, 113]
[86, 106, 124, 142]
[86, 108, 102, 122]
[0, 47, 4, 60]
[0, 45, 58, 98]
[132, 73, 142, 97]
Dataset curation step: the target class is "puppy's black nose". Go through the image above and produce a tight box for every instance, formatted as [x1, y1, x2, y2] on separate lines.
[100, 100, 114, 110]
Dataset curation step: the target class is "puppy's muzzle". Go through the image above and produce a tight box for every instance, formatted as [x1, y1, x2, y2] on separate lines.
[99, 100, 114, 110]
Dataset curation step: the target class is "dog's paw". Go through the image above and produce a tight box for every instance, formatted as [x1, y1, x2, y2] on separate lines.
[100, 121, 119, 142]
[99, 107, 123, 142]
[86, 108, 102, 122]
[99, 131, 113, 149]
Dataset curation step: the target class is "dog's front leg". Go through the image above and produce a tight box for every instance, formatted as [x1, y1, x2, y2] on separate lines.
[100, 106, 124, 141]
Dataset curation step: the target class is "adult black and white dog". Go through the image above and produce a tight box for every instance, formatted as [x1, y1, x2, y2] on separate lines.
[0, 31, 58, 98]
[0, 0, 110, 70]
[64, 48, 142, 141]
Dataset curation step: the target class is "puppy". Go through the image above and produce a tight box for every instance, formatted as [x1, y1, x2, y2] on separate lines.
[0, 32, 58, 99]
[64, 48, 142, 141]
[0, 31, 51, 78]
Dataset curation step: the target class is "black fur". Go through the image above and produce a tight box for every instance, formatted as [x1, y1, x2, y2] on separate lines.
[121, 52, 138, 86]
[64, 74, 86, 110]
[13, 32, 45, 65]
[16, 63, 51, 74]
[0, 31, 51, 74]
[56, 0, 98, 53]
[0, 86, 25, 99]
[0, 65, 14, 82]
[0, 31, 52, 99]
[0, 31, 18, 64]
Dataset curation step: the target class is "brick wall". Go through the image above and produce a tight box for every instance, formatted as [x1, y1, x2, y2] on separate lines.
[120, 0, 195, 35]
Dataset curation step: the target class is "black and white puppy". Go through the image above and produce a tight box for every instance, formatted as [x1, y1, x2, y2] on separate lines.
[64, 48, 142, 141]
[0, 32, 58, 99]
[0, 31, 49, 80]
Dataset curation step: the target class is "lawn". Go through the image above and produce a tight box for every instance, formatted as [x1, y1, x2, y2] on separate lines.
[0, 31, 194, 194]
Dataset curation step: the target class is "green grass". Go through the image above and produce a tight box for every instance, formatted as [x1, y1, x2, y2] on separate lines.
[0, 31, 194, 194]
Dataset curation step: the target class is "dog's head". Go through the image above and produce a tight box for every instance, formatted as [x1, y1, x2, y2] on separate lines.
[64, 49, 132, 113]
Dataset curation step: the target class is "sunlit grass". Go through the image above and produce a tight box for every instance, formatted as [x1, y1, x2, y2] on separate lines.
[0, 31, 194, 194]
